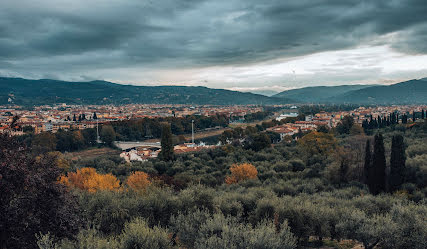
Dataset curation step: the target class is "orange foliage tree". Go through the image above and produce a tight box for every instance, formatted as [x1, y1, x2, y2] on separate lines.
[59, 167, 120, 193]
[126, 171, 151, 192]
[225, 163, 258, 184]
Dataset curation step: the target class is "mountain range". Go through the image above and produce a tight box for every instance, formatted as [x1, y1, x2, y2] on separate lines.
[0, 77, 426, 106]
[0, 77, 290, 106]
[273, 84, 376, 102]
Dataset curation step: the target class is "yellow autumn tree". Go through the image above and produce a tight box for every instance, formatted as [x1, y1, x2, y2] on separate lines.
[126, 171, 151, 192]
[225, 163, 258, 184]
[59, 167, 120, 193]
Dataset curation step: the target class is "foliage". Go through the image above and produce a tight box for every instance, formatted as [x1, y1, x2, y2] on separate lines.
[126, 171, 151, 192]
[389, 134, 406, 192]
[336, 115, 355, 135]
[4, 115, 427, 248]
[60, 167, 120, 193]
[32, 131, 57, 154]
[225, 163, 258, 184]
[159, 123, 175, 161]
[370, 133, 386, 194]
[120, 218, 171, 249]
[0, 134, 79, 248]
[100, 125, 116, 146]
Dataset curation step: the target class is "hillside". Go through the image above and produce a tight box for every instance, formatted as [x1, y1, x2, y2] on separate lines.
[333, 78, 427, 104]
[0, 77, 291, 106]
[273, 84, 374, 103]
[274, 79, 427, 104]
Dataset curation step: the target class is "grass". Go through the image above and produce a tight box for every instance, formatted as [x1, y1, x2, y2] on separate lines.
[65, 147, 121, 161]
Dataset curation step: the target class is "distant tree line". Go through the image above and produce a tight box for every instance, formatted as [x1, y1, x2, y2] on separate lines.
[17, 128, 98, 154]
[362, 109, 426, 132]
[111, 114, 228, 141]
[298, 104, 362, 115]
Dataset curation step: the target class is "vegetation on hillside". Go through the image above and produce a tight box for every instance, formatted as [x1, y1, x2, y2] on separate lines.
[1, 114, 427, 249]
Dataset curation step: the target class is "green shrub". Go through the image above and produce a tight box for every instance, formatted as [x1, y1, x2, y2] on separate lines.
[119, 218, 171, 249]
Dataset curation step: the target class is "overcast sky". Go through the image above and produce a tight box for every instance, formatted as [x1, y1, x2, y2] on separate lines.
[1, 0, 427, 92]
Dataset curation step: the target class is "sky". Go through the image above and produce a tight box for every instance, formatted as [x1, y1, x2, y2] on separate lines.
[1, 0, 427, 92]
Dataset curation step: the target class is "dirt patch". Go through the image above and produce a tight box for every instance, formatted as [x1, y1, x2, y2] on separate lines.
[65, 147, 121, 161]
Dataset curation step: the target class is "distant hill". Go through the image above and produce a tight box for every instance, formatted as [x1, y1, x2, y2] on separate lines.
[0, 77, 292, 106]
[333, 78, 427, 104]
[273, 85, 374, 103]
[249, 90, 279, 97]
[274, 78, 427, 104]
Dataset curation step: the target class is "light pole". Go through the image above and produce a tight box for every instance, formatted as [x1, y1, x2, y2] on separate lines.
[192, 120, 194, 145]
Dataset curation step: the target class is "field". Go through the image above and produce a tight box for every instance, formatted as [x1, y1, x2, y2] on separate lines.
[65, 147, 121, 161]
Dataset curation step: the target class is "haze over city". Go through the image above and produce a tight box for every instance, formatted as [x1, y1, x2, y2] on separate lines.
[1, 0, 427, 92]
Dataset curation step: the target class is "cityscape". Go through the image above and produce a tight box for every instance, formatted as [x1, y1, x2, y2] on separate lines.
[1, 1, 427, 249]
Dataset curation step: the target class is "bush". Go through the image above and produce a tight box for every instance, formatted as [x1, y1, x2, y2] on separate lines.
[120, 218, 171, 249]
[195, 213, 296, 249]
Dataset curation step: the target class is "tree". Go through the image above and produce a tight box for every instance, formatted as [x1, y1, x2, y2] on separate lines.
[126, 171, 151, 192]
[364, 139, 372, 186]
[371, 133, 386, 194]
[159, 123, 174, 161]
[389, 134, 406, 192]
[401, 114, 408, 124]
[23, 125, 34, 133]
[225, 163, 258, 184]
[59, 167, 120, 193]
[0, 134, 79, 248]
[336, 115, 355, 134]
[32, 132, 57, 154]
[93, 112, 98, 119]
[298, 131, 337, 157]
[316, 125, 329, 133]
[100, 125, 116, 146]
[248, 132, 271, 151]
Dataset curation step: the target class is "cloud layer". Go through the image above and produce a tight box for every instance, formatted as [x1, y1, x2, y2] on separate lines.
[1, 0, 427, 89]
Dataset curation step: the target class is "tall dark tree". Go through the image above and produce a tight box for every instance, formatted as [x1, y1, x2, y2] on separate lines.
[93, 112, 98, 119]
[389, 134, 406, 192]
[159, 123, 174, 161]
[402, 114, 408, 124]
[72, 114, 77, 122]
[422, 109, 425, 119]
[0, 134, 79, 248]
[100, 125, 116, 146]
[371, 133, 386, 195]
[412, 111, 416, 122]
[364, 139, 372, 186]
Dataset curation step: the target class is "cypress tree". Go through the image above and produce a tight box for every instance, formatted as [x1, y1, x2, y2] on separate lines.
[402, 114, 408, 124]
[412, 111, 416, 122]
[422, 109, 425, 119]
[73, 114, 77, 122]
[389, 135, 406, 192]
[364, 139, 372, 186]
[93, 112, 98, 119]
[371, 133, 386, 194]
[159, 123, 174, 161]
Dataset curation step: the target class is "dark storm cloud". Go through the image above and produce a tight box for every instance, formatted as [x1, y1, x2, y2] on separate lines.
[1, 0, 427, 77]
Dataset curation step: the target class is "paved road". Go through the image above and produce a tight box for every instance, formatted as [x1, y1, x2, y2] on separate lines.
[114, 141, 161, 150]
